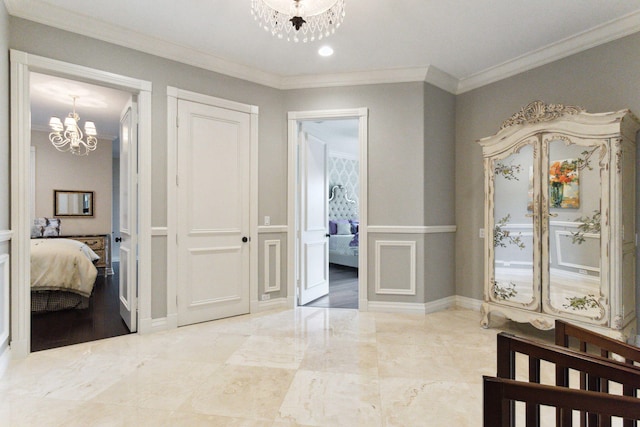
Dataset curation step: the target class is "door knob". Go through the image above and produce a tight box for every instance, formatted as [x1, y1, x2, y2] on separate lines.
[115, 237, 122, 242]
[242, 236, 249, 243]
[325, 233, 331, 237]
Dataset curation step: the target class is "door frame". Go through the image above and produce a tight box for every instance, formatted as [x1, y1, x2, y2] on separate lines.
[287, 108, 369, 309]
[10, 50, 153, 357]
[166, 87, 259, 326]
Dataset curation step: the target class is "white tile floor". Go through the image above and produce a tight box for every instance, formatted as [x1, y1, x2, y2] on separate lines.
[0, 307, 553, 426]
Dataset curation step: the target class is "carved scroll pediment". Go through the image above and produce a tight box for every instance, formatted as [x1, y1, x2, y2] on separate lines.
[500, 101, 585, 130]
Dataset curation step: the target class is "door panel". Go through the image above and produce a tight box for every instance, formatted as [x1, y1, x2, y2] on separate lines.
[298, 132, 329, 305]
[177, 99, 250, 326]
[119, 100, 137, 332]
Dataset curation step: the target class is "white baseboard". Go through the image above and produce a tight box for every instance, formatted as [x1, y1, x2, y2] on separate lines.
[0, 344, 11, 378]
[455, 296, 483, 311]
[367, 301, 429, 314]
[9, 339, 28, 359]
[138, 316, 174, 334]
[366, 296, 481, 315]
[255, 297, 288, 312]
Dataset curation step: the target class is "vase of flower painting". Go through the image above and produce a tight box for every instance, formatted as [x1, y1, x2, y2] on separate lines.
[549, 159, 578, 209]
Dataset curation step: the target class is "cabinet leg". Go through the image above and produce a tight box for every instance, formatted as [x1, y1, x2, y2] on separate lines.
[481, 303, 490, 329]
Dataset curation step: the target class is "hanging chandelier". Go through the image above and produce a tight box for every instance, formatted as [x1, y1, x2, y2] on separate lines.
[251, 0, 345, 42]
[48, 96, 98, 156]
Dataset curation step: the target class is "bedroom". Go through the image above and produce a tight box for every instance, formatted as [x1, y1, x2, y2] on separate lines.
[299, 119, 361, 309]
[28, 72, 133, 351]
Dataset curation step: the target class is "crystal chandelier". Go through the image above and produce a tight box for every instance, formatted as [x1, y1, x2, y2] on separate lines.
[251, 0, 345, 42]
[48, 96, 98, 156]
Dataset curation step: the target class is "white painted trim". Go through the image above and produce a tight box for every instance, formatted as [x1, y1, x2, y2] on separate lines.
[288, 108, 369, 310]
[255, 297, 288, 312]
[368, 225, 457, 234]
[457, 9, 640, 93]
[166, 87, 259, 325]
[366, 296, 482, 314]
[375, 240, 416, 296]
[455, 296, 484, 311]
[7, 1, 639, 95]
[264, 239, 281, 293]
[151, 227, 168, 236]
[258, 225, 288, 234]
[0, 344, 10, 377]
[366, 301, 428, 314]
[10, 50, 153, 353]
[0, 230, 12, 243]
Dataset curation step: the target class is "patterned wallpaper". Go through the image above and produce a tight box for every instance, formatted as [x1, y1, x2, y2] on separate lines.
[329, 154, 359, 205]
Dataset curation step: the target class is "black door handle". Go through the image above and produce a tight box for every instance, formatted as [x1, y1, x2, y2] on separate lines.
[325, 234, 331, 237]
[242, 236, 249, 243]
[115, 237, 122, 242]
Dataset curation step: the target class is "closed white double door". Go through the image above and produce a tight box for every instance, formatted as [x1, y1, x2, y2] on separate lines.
[176, 99, 251, 326]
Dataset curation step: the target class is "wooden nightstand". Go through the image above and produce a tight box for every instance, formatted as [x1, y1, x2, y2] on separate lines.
[65, 234, 112, 276]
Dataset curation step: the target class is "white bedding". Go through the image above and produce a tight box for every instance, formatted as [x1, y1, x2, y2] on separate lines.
[30, 238, 99, 297]
[329, 234, 358, 255]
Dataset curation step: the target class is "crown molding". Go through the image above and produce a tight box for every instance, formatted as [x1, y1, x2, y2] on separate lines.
[7, 0, 640, 95]
[457, 9, 640, 94]
[280, 67, 429, 90]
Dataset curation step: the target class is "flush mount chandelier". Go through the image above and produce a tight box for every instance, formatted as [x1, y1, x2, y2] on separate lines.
[49, 96, 98, 156]
[251, 0, 345, 42]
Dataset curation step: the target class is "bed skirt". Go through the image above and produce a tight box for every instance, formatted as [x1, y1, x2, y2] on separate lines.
[31, 291, 90, 312]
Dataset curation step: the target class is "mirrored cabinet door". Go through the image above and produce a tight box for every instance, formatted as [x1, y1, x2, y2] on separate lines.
[490, 141, 539, 309]
[542, 136, 607, 321]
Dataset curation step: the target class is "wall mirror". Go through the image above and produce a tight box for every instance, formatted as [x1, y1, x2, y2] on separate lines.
[54, 190, 94, 216]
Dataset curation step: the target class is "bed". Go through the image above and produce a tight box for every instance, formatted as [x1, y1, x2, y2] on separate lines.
[30, 238, 100, 312]
[328, 185, 359, 268]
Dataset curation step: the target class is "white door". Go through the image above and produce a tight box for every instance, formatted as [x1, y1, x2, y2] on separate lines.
[176, 99, 250, 326]
[119, 99, 137, 332]
[298, 131, 330, 305]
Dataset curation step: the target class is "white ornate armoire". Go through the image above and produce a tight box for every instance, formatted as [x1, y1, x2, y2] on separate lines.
[478, 101, 639, 340]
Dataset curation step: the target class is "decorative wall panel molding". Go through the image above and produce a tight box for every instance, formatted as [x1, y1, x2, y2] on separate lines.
[264, 239, 281, 293]
[368, 225, 456, 234]
[375, 240, 416, 295]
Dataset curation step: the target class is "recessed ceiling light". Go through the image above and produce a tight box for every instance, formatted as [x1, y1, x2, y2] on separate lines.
[318, 46, 334, 57]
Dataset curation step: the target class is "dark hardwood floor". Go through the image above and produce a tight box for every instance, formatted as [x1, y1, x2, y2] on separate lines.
[304, 263, 358, 309]
[31, 262, 131, 352]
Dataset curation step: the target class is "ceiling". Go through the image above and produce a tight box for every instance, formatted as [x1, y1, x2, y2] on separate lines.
[7, 0, 640, 93]
[30, 72, 131, 140]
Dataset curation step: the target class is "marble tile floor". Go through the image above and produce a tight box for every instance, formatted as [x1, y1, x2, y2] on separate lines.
[0, 307, 555, 426]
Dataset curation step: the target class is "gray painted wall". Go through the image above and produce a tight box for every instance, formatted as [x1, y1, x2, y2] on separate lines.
[9, 17, 286, 318]
[455, 32, 640, 306]
[0, 0, 10, 357]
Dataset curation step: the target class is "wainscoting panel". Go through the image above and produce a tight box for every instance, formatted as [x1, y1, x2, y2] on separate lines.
[264, 239, 281, 293]
[375, 240, 416, 295]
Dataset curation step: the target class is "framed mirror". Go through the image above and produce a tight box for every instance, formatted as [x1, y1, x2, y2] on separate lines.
[54, 190, 94, 217]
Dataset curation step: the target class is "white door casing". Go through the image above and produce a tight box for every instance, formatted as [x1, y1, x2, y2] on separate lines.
[10, 51, 152, 357]
[298, 131, 330, 305]
[287, 108, 369, 311]
[119, 100, 137, 332]
[175, 98, 252, 326]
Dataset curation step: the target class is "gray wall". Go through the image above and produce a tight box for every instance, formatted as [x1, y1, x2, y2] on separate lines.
[9, 17, 286, 318]
[284, 82, 457, 304]
[455, 32, 640, 303]
[0, 0, 10, 357]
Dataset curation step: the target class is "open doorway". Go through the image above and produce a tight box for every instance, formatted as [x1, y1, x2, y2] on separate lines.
[27, 73, 133, 351]
[300, 119, 360, 309]
[288, 108, 368, 311]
